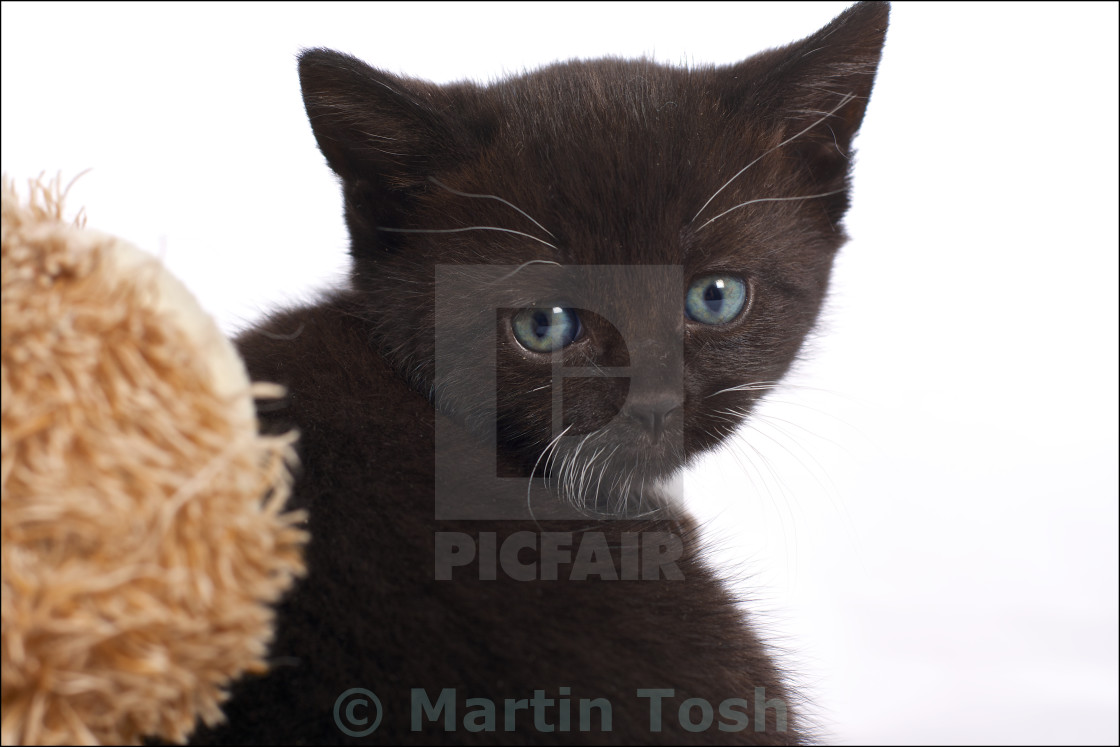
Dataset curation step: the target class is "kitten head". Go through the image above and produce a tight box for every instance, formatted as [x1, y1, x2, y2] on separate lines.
[298, 1, 888, 514]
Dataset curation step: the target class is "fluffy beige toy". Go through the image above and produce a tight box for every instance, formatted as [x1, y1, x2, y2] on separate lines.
[0, 174, 308, 745]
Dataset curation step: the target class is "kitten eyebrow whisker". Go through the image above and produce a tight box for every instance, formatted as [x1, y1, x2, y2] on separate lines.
[695, 189, 846, 231]
[377, 225, 558, 251]
[491, 259, 562, 284]
[428, 177, 558, 240]
[690, 91, 856, 223]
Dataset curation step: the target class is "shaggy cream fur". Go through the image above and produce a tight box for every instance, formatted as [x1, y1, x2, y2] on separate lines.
[1, 174, 307, 745]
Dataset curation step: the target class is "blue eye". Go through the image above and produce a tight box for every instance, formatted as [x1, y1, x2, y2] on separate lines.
[685, 275, 748, 325]
[512, 306, 582, 353]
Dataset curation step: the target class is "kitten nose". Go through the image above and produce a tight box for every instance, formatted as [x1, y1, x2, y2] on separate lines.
[623, 394, 682, 443]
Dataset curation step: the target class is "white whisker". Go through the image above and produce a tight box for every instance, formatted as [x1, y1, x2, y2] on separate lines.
[378, 225, 558, 251]
[744, 417, 835, 500]
[429, 177, 558, 240]
[691, 91, 855, 223]
[491, 259, 562, 284]
[696, 189, 846, 232]
[527, 424, 572, 522]
[595, 445, 620, 502]
[566, 433, 592, 506]
[707, 382, 783, 399]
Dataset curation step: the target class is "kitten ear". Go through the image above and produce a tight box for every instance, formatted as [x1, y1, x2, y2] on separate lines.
[297, 48, 464, 189]
[726, 1, 889, 180]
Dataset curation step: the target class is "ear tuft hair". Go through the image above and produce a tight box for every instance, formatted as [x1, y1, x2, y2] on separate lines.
[719, 1, 889, 183]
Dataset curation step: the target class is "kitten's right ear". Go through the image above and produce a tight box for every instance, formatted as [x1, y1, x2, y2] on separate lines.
[297, 49, 461, 189]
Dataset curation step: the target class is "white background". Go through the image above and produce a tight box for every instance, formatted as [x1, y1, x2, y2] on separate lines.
[3, 2, 1117, 744]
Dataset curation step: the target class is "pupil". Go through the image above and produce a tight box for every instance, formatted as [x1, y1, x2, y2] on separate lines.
[703, 283, 724, 312]
[533, 311, 551, 338]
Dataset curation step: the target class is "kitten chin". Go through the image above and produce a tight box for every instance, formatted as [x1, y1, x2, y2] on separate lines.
[190, 2, 887, 744]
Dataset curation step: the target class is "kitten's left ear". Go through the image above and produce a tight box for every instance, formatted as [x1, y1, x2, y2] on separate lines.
[725, 1, 889, 177]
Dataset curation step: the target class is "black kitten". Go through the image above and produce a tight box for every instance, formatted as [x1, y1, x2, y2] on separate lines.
[192, 3, 887, 744]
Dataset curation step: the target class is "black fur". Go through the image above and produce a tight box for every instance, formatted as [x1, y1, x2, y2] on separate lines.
[191, 3, 887, 743]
